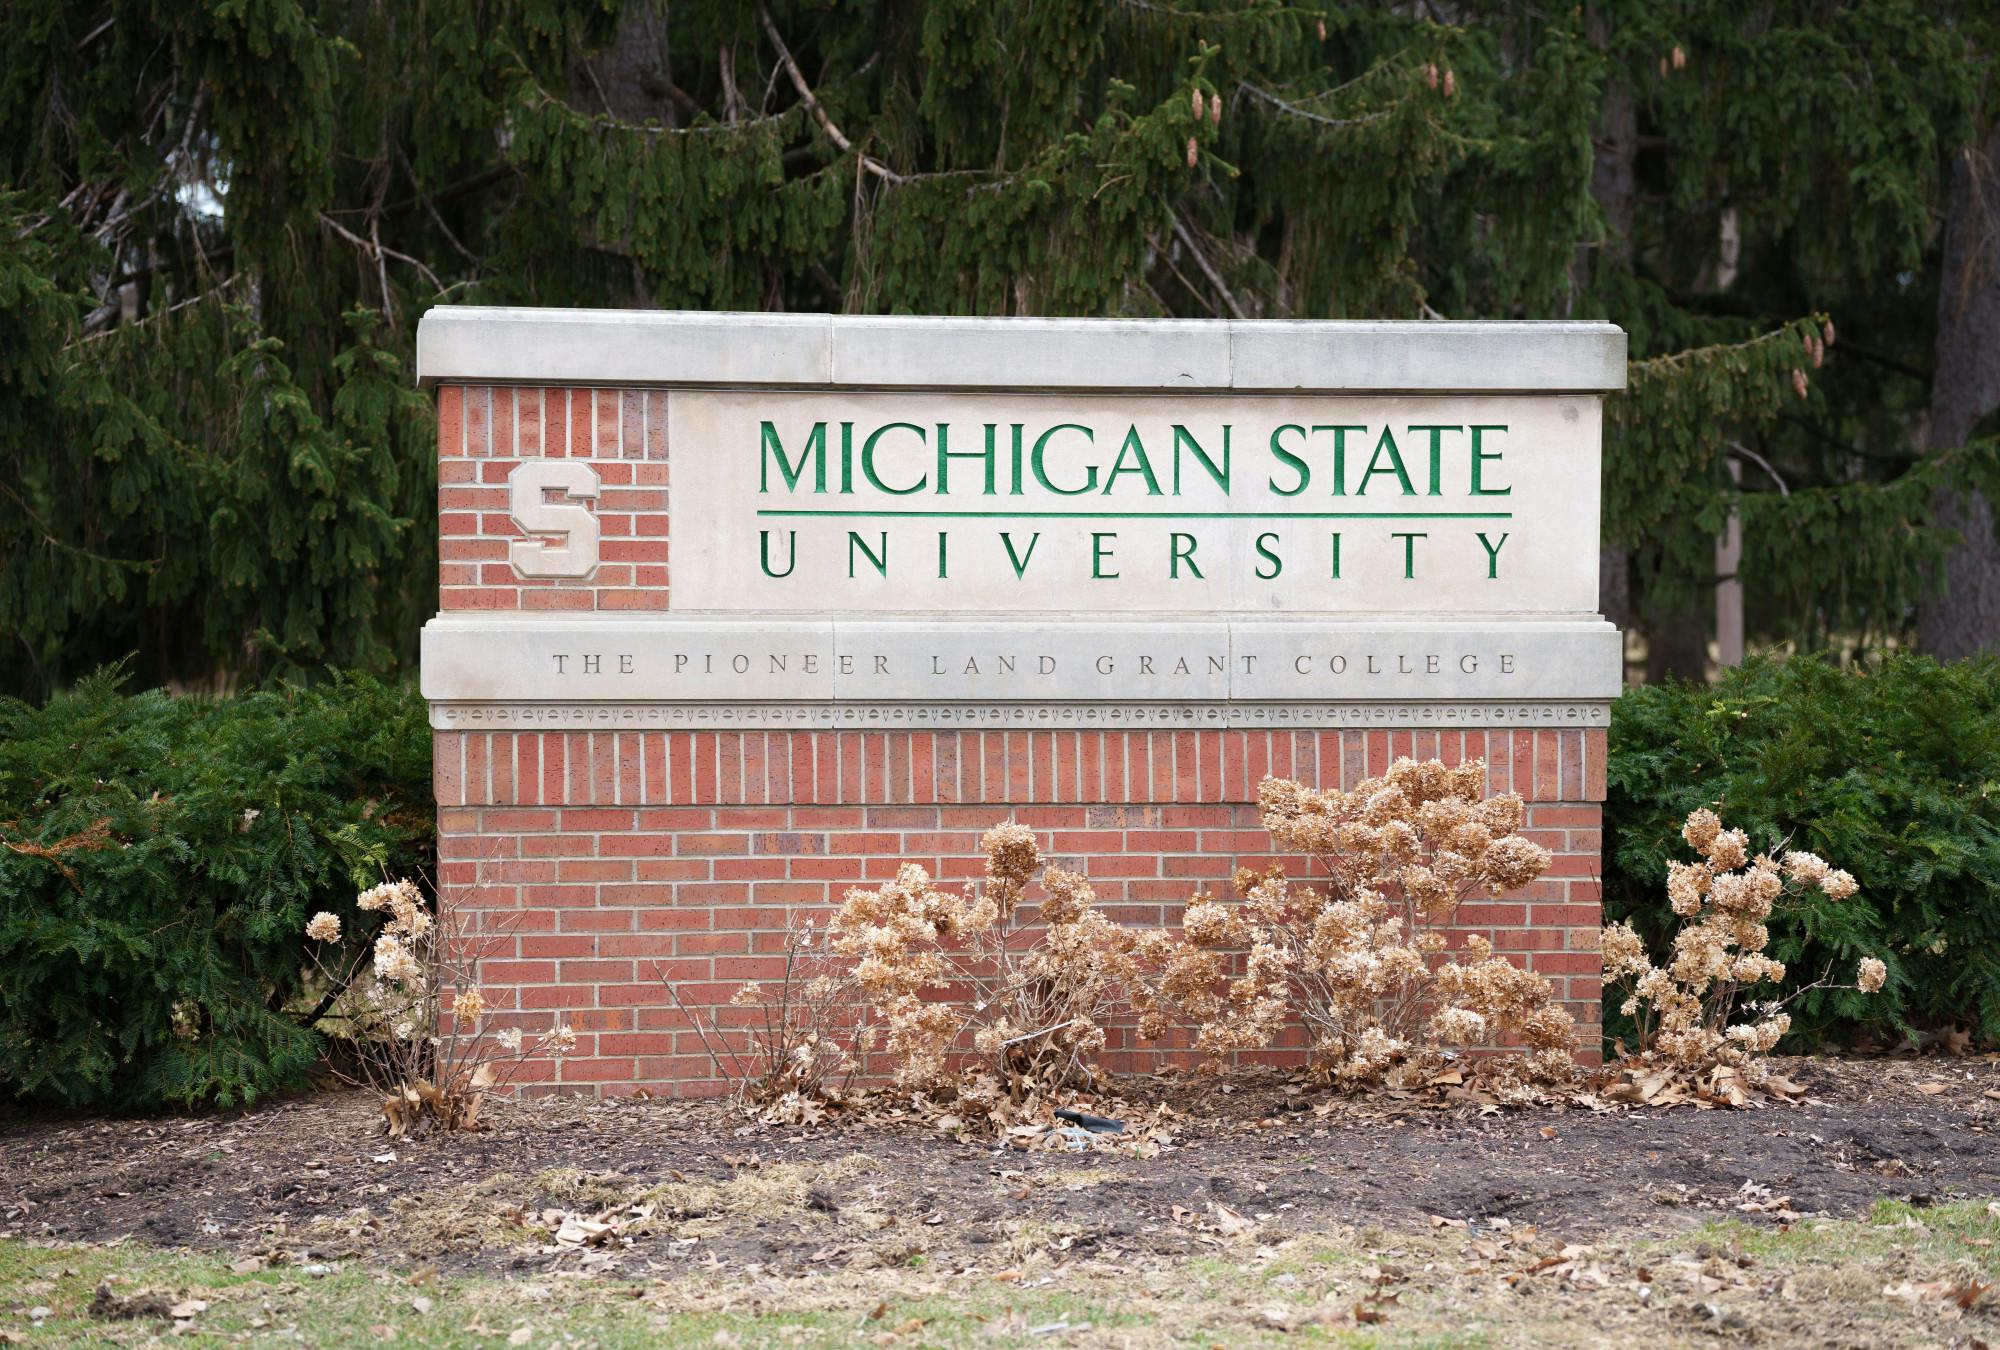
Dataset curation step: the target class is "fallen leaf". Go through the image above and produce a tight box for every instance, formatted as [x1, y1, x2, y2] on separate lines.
[508, 1328, 533, 1346]
[167, 1300, 207, 1320]
[1210, 1203, 1254, 1237]
[1916, 1082, 1951, 1096]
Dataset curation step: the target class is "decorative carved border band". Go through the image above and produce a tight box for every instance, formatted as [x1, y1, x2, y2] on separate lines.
[430, 701, 1611, 731]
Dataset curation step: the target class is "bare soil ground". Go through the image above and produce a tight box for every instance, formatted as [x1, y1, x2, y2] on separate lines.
[4, 1055, 2000, 1346]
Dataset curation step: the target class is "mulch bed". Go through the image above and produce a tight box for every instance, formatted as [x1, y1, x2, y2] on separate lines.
[4, 1055, 1998, 1279]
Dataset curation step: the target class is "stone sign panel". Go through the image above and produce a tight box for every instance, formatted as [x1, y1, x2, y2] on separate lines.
[417, 311, 1625, 1094]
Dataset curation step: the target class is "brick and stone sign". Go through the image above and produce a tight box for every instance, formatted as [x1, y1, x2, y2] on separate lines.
[418, 311, 1626, 1092]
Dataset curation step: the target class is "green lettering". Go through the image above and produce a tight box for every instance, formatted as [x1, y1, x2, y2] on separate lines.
[1172, 424, 1230, 494]
[1103, 426, 1163, 495]
[1254, 532, 1282, 580]
[1268, 424, 1310, 496]
[759, 529, 797, 577]
[1032, 423, 1097, 495]
[937, 530, 949, 578]
[1391, 530, 1426, 579]
[862, 422, 927, 494]
[1358, 428, 1416, 496]
[937, 422, 998, 494]
[1316, 425, 1366, 496]
[1001, 531, 1041, 577]
[1477, 531, 1508, 579]
[1407, 425, 1462, 496]
[1169, 532, 1203, 580]
[760, 421, 826, 493]
[848, 530, 887, 577]
[1091, 531, 1118, 579]
[1471, 425, 1510, 495]
[1329, 532, 1341, 579]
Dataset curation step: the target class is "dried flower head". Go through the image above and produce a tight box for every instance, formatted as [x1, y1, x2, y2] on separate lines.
[373, 933, 424, 986]
[1857, 957, 1887, 994]
[452, 988, 487, 1022]
[1608, 808, 1885, 1088]
[1148, 760, 1573, 1089]
[305, 911, 342, 943]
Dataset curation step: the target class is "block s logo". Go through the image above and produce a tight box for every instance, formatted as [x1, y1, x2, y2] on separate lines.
[507, 461, 601, 578]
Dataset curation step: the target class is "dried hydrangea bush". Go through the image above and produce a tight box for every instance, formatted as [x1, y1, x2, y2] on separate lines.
[1136, 758, 1578, 1091]
[662, 912, 865, 1125]
[828, 822, 1145, 1112]
[1602, 808, 1883, 1092]
[304, 879, 574, 1135]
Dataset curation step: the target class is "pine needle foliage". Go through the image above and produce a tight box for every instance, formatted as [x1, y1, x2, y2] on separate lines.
[1606, 654, 2000, 1047]
[4, 0, 1997, 692]
[0, 670, 432, 1109]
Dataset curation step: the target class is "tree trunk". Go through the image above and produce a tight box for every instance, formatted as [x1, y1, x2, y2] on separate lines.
[1918, 123, 2000, 658]
[1581, 9, 1636, 648]
[574, 3, 676, 126]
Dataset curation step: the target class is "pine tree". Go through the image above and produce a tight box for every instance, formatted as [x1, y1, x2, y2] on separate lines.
[4, 0, 1997, 697]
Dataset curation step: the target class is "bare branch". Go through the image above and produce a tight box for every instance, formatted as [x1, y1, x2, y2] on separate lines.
[317, 211, 445, 302]
[756, 5, 902, 184]
[1167, 210, 1247, 319]
[1238, 80, 1394, 130]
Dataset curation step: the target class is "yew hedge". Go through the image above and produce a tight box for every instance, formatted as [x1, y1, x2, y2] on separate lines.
[1606, 653, 2000, 1048]
[0, 672, 430, 1110]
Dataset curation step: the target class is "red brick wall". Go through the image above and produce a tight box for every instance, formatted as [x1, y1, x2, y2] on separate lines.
[435, 725, 1605, 1095]
[437, 385, 668, 612]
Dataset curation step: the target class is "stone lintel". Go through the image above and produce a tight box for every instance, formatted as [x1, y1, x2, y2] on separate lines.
[420, 615, 1621, 713]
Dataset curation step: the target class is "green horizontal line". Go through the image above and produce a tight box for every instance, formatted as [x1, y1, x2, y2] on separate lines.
[755, 509, 1514, 520]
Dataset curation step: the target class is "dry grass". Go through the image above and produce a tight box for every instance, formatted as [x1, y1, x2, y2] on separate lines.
[5, 1198, 1998, 1346]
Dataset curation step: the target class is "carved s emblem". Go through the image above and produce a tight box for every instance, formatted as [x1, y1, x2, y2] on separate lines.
[507, 461, 602, 579]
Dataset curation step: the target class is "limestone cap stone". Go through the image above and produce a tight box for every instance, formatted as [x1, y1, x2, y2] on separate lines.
[415, 308, 1627, 394]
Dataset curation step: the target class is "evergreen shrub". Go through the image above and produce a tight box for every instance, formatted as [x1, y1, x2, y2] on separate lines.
[0, 672, 431, 1109]
[1606, 654, 2000, 1047]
